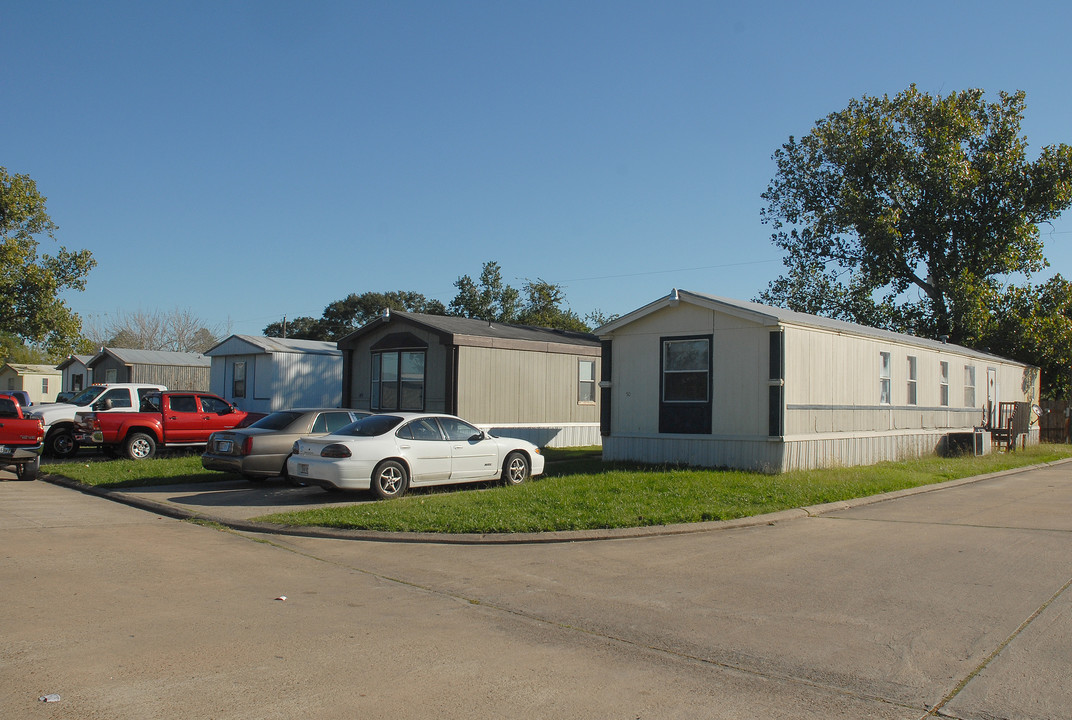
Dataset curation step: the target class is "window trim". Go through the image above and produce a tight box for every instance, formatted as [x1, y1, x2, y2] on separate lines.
[939, 361, 950, 407]
[232, 361, 246, 398]
[879, 352, 892, 405]
[578, 359, 596, 404]
[964, 365, 976, 407]
[371, 349, 426, 412]
[906, 356, 918, 406]
[661, 336, 711, 404]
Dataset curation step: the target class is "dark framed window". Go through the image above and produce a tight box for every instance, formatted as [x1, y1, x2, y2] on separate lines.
[662, 338, 710, 403]
[371, 350, 425, 412]
[659, 335, 712, 434]
[232, 362, 246, 398]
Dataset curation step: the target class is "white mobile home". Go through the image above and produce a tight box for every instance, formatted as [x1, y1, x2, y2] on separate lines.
[0, 363, 62, 404]
[597, 290, 1040, 472]
[56, 354, 94, 394]
[206, 335, 343, 414]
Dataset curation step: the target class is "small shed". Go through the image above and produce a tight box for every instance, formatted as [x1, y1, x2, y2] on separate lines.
[337, 310, 602, 448]
[597, 290, 1040, 472]
[205, 335, 343, 414]
[56, 354, 94, 394]
[0, 363, 62, 404]
[87, 348, 211, 391]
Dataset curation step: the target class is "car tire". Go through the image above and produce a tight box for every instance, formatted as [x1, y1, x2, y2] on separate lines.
[125, 432, 157, 461]
[371, 460, 408, 500]
[47, 428, 79, 459]
[501, 452, 530, 485]
[16, 455, 40, 481]
[281, 454, 304, 486]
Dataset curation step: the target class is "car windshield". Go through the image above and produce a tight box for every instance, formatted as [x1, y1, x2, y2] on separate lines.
[334, 414, 402, 437]
[68, 386, 107, 406]
[248, 411, 303, 431]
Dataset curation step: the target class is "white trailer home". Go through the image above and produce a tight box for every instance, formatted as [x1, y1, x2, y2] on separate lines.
[597, 290, 1040, 472]
[206, 335, 344, 414]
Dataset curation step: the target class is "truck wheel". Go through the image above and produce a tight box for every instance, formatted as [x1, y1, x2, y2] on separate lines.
[47, 428, 79, 459]
[125, 432, 157, 460]
[16, 455, 40, 481]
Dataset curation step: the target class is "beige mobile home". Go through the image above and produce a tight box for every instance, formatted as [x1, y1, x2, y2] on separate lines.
[0, 363, 62, 404]
[338, 310, 602, 447]
[597, 290, 1040, 472]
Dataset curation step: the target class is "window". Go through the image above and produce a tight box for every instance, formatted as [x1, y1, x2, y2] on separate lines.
[232, 362, 246, 398]
[578, 360, 596, 403]
[879, 352, 892, 404]
[105, 368, 118, 383]
[964, 365, 976, 407]
[169, 395, 198, 413]
[662, 338, 710, 403]
[199, 396, 230, 414]
[438, 416, 481, 442]
[42, 378, 49, 394]
[397, 418, 444, 441]
[311, 412, 357, 434]
[371, 350, 425, 411]
[72, 373, 84, 391]
[906, 356, 917, 406]
[939, 362, 949, 407]
[100, 388, 133, 408]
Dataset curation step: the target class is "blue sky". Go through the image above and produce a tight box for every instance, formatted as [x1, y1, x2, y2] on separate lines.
[5, 1, 1072, 337]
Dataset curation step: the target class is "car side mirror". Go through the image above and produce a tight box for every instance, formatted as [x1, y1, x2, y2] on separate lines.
[93, 399, 113, 411]
[469, 432, 485, 442]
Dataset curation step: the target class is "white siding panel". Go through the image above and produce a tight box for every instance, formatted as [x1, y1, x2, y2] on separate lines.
[273, 352, 343, 411]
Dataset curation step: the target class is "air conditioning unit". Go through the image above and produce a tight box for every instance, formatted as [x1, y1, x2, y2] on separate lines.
[973, 427, 990, 456]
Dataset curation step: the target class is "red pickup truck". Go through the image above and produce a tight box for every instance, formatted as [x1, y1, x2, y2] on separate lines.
[0, 393, 45, 480]
[76, 392, 249, 460]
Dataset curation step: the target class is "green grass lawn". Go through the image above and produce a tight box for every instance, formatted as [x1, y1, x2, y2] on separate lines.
[47, 454, 242, 488]
[252, 444, 1072, 533]
[45, 445, 1072, 533]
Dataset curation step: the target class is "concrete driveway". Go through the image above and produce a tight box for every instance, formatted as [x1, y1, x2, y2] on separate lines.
[2, 461, 1071, 718]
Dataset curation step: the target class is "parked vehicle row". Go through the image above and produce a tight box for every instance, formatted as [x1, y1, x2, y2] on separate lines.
[30, 383, 167, 458]
[208, 409, 545, 500]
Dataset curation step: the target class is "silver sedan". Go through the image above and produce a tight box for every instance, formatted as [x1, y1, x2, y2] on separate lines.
[202, 408, 370, 481]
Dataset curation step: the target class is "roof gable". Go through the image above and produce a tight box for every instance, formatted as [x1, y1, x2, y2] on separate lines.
[204, 334, 341, 357]
[338, 310, 600, 351]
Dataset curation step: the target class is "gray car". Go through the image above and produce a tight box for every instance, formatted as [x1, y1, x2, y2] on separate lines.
[202, 408, 370, 481]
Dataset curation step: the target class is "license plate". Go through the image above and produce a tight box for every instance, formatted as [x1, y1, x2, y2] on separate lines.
[216, 440, 233, 453]
[298, 463, 309, 476]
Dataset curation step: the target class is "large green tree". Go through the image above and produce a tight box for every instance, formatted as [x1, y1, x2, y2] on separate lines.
[759, 86, 1072, 346]
[0, 167, 96, 355]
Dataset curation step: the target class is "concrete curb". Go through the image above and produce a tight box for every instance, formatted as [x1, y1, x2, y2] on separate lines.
[41, 457, 1072, 545]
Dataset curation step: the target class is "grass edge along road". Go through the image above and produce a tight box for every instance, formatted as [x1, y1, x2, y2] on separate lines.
[45, 445, 1072, 534]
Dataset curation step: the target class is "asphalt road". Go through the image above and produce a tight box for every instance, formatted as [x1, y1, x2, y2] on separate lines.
[2, 460, 1071, 719]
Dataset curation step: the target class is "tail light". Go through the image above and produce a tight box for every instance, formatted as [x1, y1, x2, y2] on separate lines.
[242, 437, 253, 455]
[321, 444, 352, 458]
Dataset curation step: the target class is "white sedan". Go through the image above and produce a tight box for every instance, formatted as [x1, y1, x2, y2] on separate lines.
[287, 412, 545, 499]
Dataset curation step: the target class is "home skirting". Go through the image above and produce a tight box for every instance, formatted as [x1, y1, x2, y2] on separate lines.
[602, 428, 1040, 473]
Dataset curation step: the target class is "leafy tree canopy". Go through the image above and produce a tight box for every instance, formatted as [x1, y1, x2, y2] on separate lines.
[449, 261, 520, 323]
[0, 167, 96, 355]
[759, 86, 1072, 347]
[265, 291, 447, 340]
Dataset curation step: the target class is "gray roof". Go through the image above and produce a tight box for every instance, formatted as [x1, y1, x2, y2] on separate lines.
[56, 354, 94, 371]
[89, 348, 211, 368]
[338, 310, 600, 349]
[1, 363, 62, 375]
[205, 334, 342, 356]
[599, 289, 1032, 367]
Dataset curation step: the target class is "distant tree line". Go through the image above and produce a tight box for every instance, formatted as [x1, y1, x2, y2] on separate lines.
[263, 261, 613, 341]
